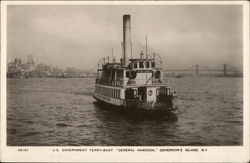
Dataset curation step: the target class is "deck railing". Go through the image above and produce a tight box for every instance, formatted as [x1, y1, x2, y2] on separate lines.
[95, 78, 168, 87]
[95, 78, 124, 86]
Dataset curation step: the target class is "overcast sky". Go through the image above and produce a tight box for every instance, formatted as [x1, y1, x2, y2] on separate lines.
[7, 5, 243, 70]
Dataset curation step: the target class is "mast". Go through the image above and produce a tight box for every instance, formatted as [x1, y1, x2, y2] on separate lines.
[146, 35, 148, 83]
[146, 35, 148, 59]
[111, 48, 113, 63]
[131, 43, 132, 59]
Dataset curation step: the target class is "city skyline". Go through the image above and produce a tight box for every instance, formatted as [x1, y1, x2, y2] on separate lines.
[7, 54, 94, 72]
[8, 5, 243, 70]
[7, 54, 96, 78]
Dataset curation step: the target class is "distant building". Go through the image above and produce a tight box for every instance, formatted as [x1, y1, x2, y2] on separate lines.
[27, 54, 34, 64]
[36, 63, 46, 72]
[7, 60, 22, 78]
[7, 62, 16, 73]
[27, 54, 35, 71]
[7, 55, 97, 78]
[7, 58, 22, 73]
[14, 58, 21, 67]
[65, 67, 78, 77]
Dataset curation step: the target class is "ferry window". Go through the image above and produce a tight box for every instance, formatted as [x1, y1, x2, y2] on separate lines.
[117, 70, 123, 78]
[134, 62, 137, 69]
[167, 89, 170, 95]
[99, 71, 103, 78]
[152, 62, 155, 68]
[126, 71, 130, 78]
[146, 62, 150, 68]
[133, 90, 137, 96]
[112, 70, 115, 80]
[139, 62, 144, 68]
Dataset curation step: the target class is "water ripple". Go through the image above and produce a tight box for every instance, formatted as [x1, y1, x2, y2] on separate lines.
[7, 77, 243, 146]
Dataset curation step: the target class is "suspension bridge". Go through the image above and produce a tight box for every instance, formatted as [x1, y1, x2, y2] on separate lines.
[163, 64, 243, 77]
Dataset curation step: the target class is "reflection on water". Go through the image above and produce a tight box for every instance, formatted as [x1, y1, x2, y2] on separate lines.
[7, 77, 243, 146]
[92, 101, 178, 122]
[92, 102, 179, 146]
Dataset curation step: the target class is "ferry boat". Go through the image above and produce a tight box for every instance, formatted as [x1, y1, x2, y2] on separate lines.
[94, 15, 177, 117]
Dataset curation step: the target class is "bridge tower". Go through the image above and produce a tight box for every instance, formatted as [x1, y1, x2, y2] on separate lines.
[223, 64, 227, 76]
[195, 64, 199, 75]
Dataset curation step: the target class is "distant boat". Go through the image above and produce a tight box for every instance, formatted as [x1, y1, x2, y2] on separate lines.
[175, 74, 183, 78]
[93, 15, 177, 118]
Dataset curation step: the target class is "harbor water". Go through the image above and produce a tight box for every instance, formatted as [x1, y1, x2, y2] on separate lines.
[7, 77, 243, 146]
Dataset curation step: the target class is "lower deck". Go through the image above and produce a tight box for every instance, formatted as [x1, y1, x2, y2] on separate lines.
[94, 83, 177, 111]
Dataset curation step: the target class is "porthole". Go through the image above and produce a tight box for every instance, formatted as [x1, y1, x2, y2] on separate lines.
[148, 90, 153, 96]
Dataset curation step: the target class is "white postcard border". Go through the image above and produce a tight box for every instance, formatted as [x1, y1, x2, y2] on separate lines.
[1, 1, 249, 162]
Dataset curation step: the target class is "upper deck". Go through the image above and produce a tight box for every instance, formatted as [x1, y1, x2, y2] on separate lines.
[95, 53, 168, 88]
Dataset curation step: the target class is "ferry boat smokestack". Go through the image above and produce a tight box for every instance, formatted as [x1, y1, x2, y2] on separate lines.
[122, 14, 131, 66]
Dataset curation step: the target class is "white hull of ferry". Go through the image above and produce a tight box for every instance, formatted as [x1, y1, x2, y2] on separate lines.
[94, 92, 123, 106]
[94, 84, 177, 112]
